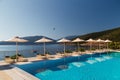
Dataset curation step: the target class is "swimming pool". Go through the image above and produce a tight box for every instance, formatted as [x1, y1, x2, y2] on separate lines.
[17, 52, 120, 80]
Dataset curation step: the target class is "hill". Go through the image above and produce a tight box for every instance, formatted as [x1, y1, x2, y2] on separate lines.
[22, 36, 55, 42]
[64, 35, 78, 40]
[0, 27, 120, 45]
[78, 27, 120, 42]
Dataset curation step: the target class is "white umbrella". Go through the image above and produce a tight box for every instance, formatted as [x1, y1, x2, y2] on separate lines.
[35, 37, 53, 56]
[86, 38, 96, 51]
[96, 39, 105, 50]
[86, 38, 96, 59]
[57, 38, 71, 54]
[5, 36, 28, 61]
[105, 39, 112, 52]
[96, 39, 105, 56]
[57, 38, 71, 67]
[72, 38, 84, 52]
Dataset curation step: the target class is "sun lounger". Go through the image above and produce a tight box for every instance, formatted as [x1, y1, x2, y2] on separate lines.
[55, 53, 63, 58]
[36, 54, 42, 59]
[72, 52, 79, 56]
[4, 56, 15, 64]
[63, 53, 72, 57]
[18, 56, 28, 62]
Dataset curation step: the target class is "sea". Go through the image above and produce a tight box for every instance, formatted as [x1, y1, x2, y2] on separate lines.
[0, 44, 78, 60]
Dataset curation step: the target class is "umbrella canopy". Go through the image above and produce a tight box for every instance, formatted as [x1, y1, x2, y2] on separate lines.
[72, 38, 84, 42]
[57, 38, 71, 54]
[35, 37, 53, 43]
[72, 38, 84, 51]
[86, 38, 96, 42]
[5, 36, 28, 62]
[57, 38, 71, 43]
[6, 36, 28, 42]
[104, 39, 112, 43]
[96, 39, 104, 42]
[35, 37, 53, 55]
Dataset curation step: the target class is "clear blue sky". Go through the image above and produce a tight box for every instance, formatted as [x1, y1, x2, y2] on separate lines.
[0, 0, 120, 40]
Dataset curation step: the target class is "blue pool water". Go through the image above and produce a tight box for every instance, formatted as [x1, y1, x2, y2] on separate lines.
[17, 52, 120, 80]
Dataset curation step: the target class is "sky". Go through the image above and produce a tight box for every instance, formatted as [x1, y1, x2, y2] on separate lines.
[0, 0, 120, 40]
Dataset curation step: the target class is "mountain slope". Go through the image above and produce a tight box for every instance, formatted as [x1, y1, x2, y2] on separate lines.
[21, 36, 55, 42]
[78, 27, 120, 42]
[64, 35, 78, 40]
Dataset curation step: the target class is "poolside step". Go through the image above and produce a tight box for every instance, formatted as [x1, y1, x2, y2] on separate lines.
[72, 62, 85, 67]
[95, 57, 106, 62]
[57, 65, 68, 70]
[103, 56, 112, 59]
[86, 60, 97, 64]
[40, 70, 52, 76]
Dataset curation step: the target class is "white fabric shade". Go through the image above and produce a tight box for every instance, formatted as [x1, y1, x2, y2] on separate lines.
[86, 38, 96, 42]
[72, 38, 84, 42]
[6, 36, 28, 42]
[35, 37, 52, 43]
[57, 38, 71, 43]
[96, 39, 104, 42]
[105, 39, 112, 43]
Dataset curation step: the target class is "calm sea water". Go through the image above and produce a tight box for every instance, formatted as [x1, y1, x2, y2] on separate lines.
[0, 44, 76, 60]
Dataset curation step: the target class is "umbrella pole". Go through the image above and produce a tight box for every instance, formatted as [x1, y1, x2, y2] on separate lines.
[99, 42, 101, 56]
[90, 42, 92, 52]
[107, 43, 109, 56]
[16, 42, 18, 62]
[90, 42, 92, 59]
[77, 42, 80, 61]
[78, 42, 79, 52]
[63, 42, 66, 68]
[64, 42, 65, 55]
[43, 42, 46, 69]
[44, 42, 45, 56]
[99, 42, 100, 50]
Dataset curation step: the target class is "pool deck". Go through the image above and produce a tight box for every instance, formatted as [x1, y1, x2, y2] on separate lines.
[0, 60, 39, 80]
[0, 49, 118, 80]
[0, 61, 11, 80]
[0, 70, 12, 80]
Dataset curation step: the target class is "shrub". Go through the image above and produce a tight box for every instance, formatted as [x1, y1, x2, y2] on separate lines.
[11, 54, 23, 59]
[5, 56, 10, 58]
[79, 48, 85, 52]
[36, 53, 40, 55]
[65, 50, 72, 53]
[109, 42, 120, 49]
[91, 48, 96, 51]
[45, 51, 51, 55]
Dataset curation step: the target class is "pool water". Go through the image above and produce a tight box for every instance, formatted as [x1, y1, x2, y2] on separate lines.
[17, 52, 120, 80]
